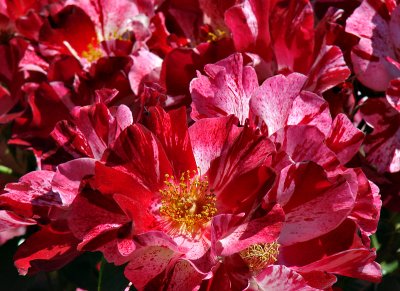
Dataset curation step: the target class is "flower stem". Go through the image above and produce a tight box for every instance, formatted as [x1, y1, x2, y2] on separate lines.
[97, 257, 106, 291]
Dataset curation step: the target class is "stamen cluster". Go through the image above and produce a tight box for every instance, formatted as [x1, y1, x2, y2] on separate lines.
[159, 171, 217, 237]
[239, 242, 280, 273]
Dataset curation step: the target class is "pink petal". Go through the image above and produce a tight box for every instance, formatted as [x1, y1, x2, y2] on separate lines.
[68, 187, 128, 241]
[2, 170, 59, 217]
[129, 49, 162, 95]
[0, 226, 27, 246]
[109, 104, 134, 138]
[18, 44, 48, 74]
[165, 259, 207, 291]
[346, 169, 381, 237]
[279, 218, 381, 282]
[189, 115, 240, 174]
[161, 41, 235, 97]
[71, 103, 111, 159]
[266, 162, 355, 245]
[113, 193, 156, 235]
[50, 120, 94, 159]
[269, 0, 315, 73]
[225, 0, 272, 58]
[0, 210, 35, 232]
[124, 246, 179, 290]
[345, 1, 400, 91]
[389, 5, 400, 61]
[305, 45, 351, 94]
[297, 249, 381, 283]
[250, 265, 318, 291]
[361, 97, 400, 173]
[249, 73, 307, 135]
[298, 271, 337, 290]
[39, 5, 97, 56]
[52, 158, 95, 206]
[326, 113, 364, 164]
[198, 0, 235, 28]
[92, 164, 157, 235]
[65, 0, 146, 40]
[190, 53, 258, 124]
[286, 91, 332, 136]
[387, 78, 400, 111]
[271, 125, 340, 171]
[214, 205, 284, 256]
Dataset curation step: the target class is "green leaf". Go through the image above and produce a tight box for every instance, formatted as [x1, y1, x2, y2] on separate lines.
[0, 164, 12, 175]
[381, 260, 399, 276]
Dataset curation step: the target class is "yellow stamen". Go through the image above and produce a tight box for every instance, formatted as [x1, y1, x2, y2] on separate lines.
[106, 30, 129, 41]
[81, 42, 103, 63]
[207, 29, 226, 42]
[159, 171, 217, 237]
[239, 242, 280, 273]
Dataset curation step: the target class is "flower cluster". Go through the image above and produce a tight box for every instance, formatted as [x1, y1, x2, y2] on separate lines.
[0, 0, 398, 290]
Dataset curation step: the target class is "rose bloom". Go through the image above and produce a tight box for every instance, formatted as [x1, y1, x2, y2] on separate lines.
[64, 105, 380, 290]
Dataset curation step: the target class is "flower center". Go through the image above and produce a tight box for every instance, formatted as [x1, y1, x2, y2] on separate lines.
[81, 41, 103, 63]
[207, 28, 226, 42]
[239, 242, 280, 273]
[159, 171, 217, 237]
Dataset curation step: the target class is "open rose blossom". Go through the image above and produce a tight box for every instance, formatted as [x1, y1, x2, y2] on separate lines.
[0, 0, 395, 290]
[61, 106, 379, 289]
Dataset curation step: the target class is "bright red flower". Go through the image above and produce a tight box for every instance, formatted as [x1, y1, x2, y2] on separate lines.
[62, 105, 381, 289]
[65, 106, 281, 288]
[204, 161, 381, 290]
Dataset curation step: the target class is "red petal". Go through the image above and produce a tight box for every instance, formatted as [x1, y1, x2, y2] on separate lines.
[106, 124, 173, 191]
[189, 115, 240, 175]
[39, 5, 97, 56]
[14, 227, 80, 275]
[145, 106, 197, 175]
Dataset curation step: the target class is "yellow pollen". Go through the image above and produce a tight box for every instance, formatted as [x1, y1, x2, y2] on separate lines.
[239, 242, 280, 273]
[159, 171, 217, 237]
[81, 42, 103, 63]
[106, 30, 129, 41]
[207, 29, 226, 42]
